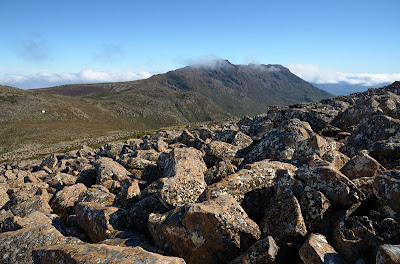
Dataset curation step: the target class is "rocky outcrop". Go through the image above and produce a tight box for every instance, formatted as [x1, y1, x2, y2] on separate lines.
[1, 81, 400, 263]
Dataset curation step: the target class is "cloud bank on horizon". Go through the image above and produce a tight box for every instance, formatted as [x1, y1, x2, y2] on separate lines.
[0, 59, 399, 90]
[288, 63, 400, 87]
[0, 70, 152, 89]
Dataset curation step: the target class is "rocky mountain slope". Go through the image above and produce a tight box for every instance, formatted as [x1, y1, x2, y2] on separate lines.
[1, 82, 400, 263]
[37, 60, 333, 121]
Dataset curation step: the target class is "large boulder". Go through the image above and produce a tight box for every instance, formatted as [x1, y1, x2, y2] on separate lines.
[333, 216, 384, 264]
[296, 164, 364, 206]
[247, 118, 314, 161]
[204, 160, 237, 185]
[299, 187, 332, 235]
[157, 176, 206, 209]
[176, 129, 196, 145]
[214, 130, 253, 149]
[77, 185, 115, 205]
[292, 134, 339, 161]
[132, 149, 161, 162]
[376, 244, 400, 264]
[373, 170, 400, 214]
[40, 154, 58, 170]
[94, 157, 133, 185]
[266, 103, 339, 133]
[76, 169, 97, 188]
[155, 148, 207, 208]
[128, 194, 168, 232]
[201, 159, 296, 203]
[0, 224, 80, 263]
[162, 147, 206, 180]
[343, 115, 400, 157]
[332, 91, 400, 130]
[45, 173, 77, 190]
[331, 97, 384, 129]
[246, 115, 274, 140]
[340, 150, 385, 179]
[113, 178, 141, 208]
[75, 202, 127, 243]
[5, 183, 52, 217]
[299, 233, 346, 264]
[120, 156, 155, 171]
[0, 211, 53, 233]
[260, 188, 307, 244]
[0, 184, 9, 209]
[50, 183, 87, 217]
[204, 141, 240, 167]
[99, 142, 125, 159]
[149, 195, 260, 264]
[229, 236, 279, 264]
[33, 243, 186, 264]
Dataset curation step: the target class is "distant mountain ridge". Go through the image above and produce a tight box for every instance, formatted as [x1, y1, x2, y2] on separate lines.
[37, 60, 333, 117]
[313, 82, 391, 96]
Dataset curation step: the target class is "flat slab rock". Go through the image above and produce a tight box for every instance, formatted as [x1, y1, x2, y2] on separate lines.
[33, 243, 186, 264]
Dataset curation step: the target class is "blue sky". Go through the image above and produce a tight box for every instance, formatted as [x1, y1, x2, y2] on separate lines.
[1, 0, 399, 89]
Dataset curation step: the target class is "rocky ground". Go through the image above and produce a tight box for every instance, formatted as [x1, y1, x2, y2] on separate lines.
[1, 82, 400, 263]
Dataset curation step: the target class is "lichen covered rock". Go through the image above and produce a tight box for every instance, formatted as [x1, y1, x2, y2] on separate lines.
[260, 188, 307, 244]
[229, 236, 278, 264]
[149, 195, 260, 264]
[341, 150, 385, 179]
[299, 233, 346, 264]
[33, 243, 186, 264]
[75, 202, 127, 243]
[201, 159, 295, 203]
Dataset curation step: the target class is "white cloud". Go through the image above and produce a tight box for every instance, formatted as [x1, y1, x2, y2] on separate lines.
[248, 64, 281, 72]
[288, 63, 400, 86]
[185, 54, 234, 69]
[0, 70, 152, 89]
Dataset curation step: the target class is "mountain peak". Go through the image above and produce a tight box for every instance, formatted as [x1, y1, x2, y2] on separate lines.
[188, 59, 235, 70]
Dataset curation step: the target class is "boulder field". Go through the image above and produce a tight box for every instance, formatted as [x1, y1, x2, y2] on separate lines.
[1, 82, 400, 263]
